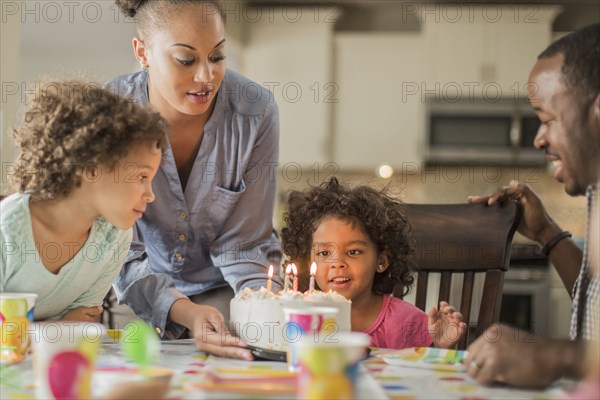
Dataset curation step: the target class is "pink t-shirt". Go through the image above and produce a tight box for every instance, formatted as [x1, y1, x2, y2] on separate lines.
[566, 379, 600, 400]
[364, 295, 433, 349]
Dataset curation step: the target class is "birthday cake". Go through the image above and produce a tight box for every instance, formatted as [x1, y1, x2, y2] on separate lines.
[229, 287, 352, 351]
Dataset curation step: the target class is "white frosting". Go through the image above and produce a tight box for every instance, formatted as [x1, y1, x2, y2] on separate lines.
[278, 290, 304, 301]
[305, 290, 347, 303]
[230, 288, 352, 351]
[236, 287, 348, 302]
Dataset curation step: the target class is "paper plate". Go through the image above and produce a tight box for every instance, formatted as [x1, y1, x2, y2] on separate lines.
[378, 347, 467, 372]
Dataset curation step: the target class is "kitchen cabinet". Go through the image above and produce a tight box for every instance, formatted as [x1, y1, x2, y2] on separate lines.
[242, 6, 340, 166]
[422, 5, 562, 98]
[334, 33, 424, 170]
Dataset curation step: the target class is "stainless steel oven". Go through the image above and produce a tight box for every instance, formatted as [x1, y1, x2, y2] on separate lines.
[499, 244, 550, 336]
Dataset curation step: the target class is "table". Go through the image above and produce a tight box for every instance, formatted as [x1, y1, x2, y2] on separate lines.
[0, 340, 569, 399]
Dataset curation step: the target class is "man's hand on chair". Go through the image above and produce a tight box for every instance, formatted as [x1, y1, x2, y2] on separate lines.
[467, 180, 562, 245]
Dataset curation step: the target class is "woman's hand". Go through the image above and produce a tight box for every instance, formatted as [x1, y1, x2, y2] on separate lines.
[60, 306, 103, 322]
[170, 299, 252, 360]
[467, 180, 561, 245]
[428, 301, 466, 348]
[189, 304, 253, 360]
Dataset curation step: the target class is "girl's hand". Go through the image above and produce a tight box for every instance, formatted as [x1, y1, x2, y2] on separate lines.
[428, 301, 467, 348]
[60, 306, 103, 322]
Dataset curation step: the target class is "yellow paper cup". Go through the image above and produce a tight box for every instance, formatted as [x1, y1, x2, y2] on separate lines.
[0, 292, 37, 363]
[31, 321, 104, 399]
[296, 332, 370, 399]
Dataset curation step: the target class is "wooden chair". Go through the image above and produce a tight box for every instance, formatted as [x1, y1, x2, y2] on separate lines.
[394, 201, 521, 349]
[101, 289, 118, 328]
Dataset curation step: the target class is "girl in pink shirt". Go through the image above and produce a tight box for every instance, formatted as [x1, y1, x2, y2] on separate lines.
[281, 178, 466, 349]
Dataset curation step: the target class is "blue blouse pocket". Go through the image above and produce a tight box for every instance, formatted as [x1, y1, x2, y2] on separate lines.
[204, 179, 247, 241]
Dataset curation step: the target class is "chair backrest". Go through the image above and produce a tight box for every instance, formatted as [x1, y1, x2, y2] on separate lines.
[394, 201, 521, 349]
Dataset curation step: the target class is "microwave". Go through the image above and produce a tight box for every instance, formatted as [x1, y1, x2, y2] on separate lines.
[425, 99, 546, 165]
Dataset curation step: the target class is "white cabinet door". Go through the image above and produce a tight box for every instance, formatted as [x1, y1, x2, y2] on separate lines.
[488, 8, 560, 97]
[334, 33, 424, 170]
[424, 23, 486, 91]
[243, 7, 339, 167]
[422, 5, 561, 100]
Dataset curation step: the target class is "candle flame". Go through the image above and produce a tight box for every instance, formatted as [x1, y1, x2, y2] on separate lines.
[310, 261, 317, 276]
[285, 264, 292, 274]
[291, 263, 298, 275]
[268, 264, 274, 279]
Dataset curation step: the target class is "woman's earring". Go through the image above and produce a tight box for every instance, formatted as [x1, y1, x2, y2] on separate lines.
[140, 61, 149, 70]
[377, 264, 385, 272]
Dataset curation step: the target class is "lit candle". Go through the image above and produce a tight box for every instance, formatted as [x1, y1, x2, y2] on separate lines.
[284, 264, 292, 291]
[291, 263, 298, 292]
[267, 264, 274, 292]
[308, 262, 317, 292]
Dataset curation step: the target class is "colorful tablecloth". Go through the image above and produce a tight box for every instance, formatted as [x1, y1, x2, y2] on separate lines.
[0, 341, 569, 399]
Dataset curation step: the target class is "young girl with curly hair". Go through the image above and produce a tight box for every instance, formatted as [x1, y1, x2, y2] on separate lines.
[0, 81, 165, 322]
[281, 178, 466, 349]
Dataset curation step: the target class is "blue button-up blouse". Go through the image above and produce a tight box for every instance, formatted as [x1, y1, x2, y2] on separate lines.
[105, 70, 283, 336]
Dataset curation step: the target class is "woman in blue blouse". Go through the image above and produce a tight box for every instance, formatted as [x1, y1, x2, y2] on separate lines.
[109, 0, 282, 360]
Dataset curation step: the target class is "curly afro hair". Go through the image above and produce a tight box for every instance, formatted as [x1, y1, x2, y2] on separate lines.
[10, 80, 166, 200]
[281, 177, 415, 296]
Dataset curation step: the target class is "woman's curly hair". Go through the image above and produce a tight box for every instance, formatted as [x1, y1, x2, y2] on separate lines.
[281, 177, 416, 296]
[10, 80, 166, 200]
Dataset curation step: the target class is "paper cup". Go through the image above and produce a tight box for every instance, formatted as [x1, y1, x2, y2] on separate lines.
[283, 307, 339, 372]
[0, 292, 37, 363]
[31, 321, 104, 399]
[296, 332, 370, 399]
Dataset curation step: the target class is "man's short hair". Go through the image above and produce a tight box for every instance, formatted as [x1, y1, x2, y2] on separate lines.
[539, 23, 600, 111]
